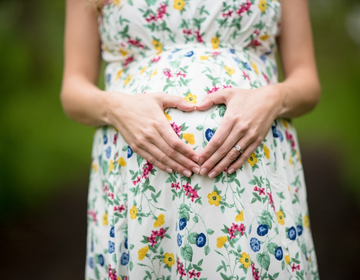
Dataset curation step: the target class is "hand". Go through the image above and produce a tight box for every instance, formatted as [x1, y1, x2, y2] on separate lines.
[196, 86, 282, 178]
[106, 92, 200, 177]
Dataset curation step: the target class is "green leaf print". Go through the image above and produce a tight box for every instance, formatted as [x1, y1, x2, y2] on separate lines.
[204, 245, 210, 256]
[196, 125, 204, 131]
[102, 160, 108, 175]
[256, 251, 271, 271]
[206, 229, 214, 235]
[267, 242, 278, 255]
[179, 203, 191, 221]
[188, 232, 198, 244]
[180, 244, 193, 262]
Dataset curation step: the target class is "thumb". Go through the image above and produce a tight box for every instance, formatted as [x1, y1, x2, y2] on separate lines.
[161, 94, 196, 112]
[196, 90, 228, 111]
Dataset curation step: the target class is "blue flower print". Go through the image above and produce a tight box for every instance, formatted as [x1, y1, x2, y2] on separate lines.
[98, 155, 102, 165]
[110, 226, 115, 238]
[177, 233, 182, 247]
[243, 61, 251, 71]
[275, 247, 283, 260]
[288, 226, 297, 241]
[91, 240, 94, 252]
[272, 126, 284, 142]
[184, 51, 194, 57]
[105, 146, 111, 159]
[167, 54, 173, 59]
[196, 233, 206, 248]
[250, 237, 261, 252]
[98, 254, 104, 266]
[257, 224, 269, 236]
[232, 56, 240, 64]
[109, 241, 115, 254]
[260, 54, 266, 63]
[124, 237, 128, 249]
[179, 218, 187, 231]
[172, 48, 180, 53]
[205, 128, 215, 142]
[229, 48, 235, 54]
[297, 225, 303, 236]
[127, 146, 133, 158]
[248, 225, 252, 235]
[103, 134, 108, 145]
[121, 252, 129, 265]
[89, 257, 94, 269]
[106, 73, 111, 83]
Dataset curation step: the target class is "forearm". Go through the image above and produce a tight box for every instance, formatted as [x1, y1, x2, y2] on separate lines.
[271, 66, 321, 119]
[60, 75, 116, 127]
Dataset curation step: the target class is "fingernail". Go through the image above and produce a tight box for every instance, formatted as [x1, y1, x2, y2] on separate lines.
[200, 168, 208, 176]
[208, 171, 217, 178]
[183, 170, 192, 177]
[165, 167, 173, 173]
[199, 157, 205, 165]
[228, 168, 234, 174]
[192, 156, 199, 162]
[192, 167, 200, 174]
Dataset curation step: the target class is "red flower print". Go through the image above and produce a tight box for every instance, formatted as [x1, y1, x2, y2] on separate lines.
[171, 182, 180, 190]
[127, 38, 145, 49]
[170, 122, 182, 136]
[151, 56, 161, 63]
[222, 10, 233, 18]
[164, 68, 173, 79]
[195, 30, 204, 43]
[183, 29, 192, 36]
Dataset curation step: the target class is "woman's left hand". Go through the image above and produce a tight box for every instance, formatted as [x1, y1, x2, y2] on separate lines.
[196, 85, 282, 178]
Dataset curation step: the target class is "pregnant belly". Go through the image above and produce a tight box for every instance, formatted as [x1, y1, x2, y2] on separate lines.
[104, 47, 278, 151]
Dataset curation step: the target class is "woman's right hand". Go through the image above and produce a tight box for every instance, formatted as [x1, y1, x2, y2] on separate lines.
[105, 91, 200, 177]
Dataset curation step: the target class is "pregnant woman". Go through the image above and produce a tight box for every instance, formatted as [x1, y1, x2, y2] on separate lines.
[61, 0, 321, 279]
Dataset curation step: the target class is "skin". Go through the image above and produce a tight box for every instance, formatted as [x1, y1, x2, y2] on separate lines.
[61, 0, 320, 179]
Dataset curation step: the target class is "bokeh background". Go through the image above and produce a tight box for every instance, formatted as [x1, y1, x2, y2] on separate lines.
[0, 0, 359, 279]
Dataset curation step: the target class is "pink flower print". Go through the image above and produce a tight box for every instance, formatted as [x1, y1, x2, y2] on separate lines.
[148, 235, 157, 247]
[254, 186, 265, 195]
[158, 227, 166, 238]
[146, 14, 157, 22]
[108, 264, 118, 280]
[285, 131, 296, 149]
[267, 192, 276, 212]
[182, 182, 191, 196]
[222, 10, 233, 18]
[114, 204, 125, 212]
[228, 223, 246, 239]
[228, 226, 236, 239]
[236, 0, 252, 16]
[246, 39, 261, 48]
[103, 184, 109, 193]
[157, 3, 167, 20]
[164, 68, 173, 79]
[238, 223, 245, 236]
[113, 134, 117, 144]
[207, 85, 220, 94]
[188, 269, 200, 278]
[142, 161, 153, 179]
[171, 182, 180, 190]
[124, 56, 134, 68]
[254, 29, 260, 36]
[151, 56, 161, 63]
[183, 29, 192, 36]
[242, 70, 251, 81]
[177, 258, 187, 278]
[133, 176, 141, 185]
[292, 263, 300, 272]
[211, 51, 221, 57]
[189, 190, 199, 202]
[263, 72, 270, 84]
[108, 192, 114, 200]
[176, 71, 186, 78]
[195, 30, 204, 43]
[88, 210, 97, 222]
[127, 38, 145, 49]
[251, 263, 260, 280]
[222, 84, 232, 89]
[170, 122, 182, 136]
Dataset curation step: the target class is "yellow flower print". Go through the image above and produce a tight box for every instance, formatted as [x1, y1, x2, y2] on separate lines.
[200, 55, 210, 60]
[164, 111, 172, 121]
[258, 0, 267, 13]
[263, 145, 270, 159]
[183, 133, 195, 145]
[289, 156, 293, 165]
[118, 157, 127, 167]
[117, 277, 120, 280]
[149, 68, 158, 78]
[163, 253, 175, 267]
[239, 252, 251, 268]
[184, 93, 197, 104]
[285, 254, 290, 265]
[251, 62, 259, 74]
[276, 210, 285, 225]
[173, 0, 185, 11]
[297, 150, 302, 164]
[140, 66, 147, 74]
[109, 160, 114, 172]
[102, 44, 111, 53]
[130, 205, 137, 219]
[112, 0, 121, 5]
[224, 65, 235, 76]
[103, 212, 108, 225]
[154, 213, 165, 228]
[207, 191, 221, 206]
[116, 69, 123, 80]
[282, 119, 289, 129]
[304, 215, 310, 228]
[124, 74, 133, 85]
[247, 153, 258, 167]
[92, 163, 98, 173]
[211, 36, 220, 49]
[235, 210, 244, 222]
[138, 245, 149, 261]
[119, 48, 128, 56]
[260, 34, 269, 41]
[216, 236, 227, 248]
[152, 39, 162, 54]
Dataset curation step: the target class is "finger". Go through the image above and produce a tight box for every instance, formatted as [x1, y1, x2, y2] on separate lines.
[149, 131, 200, 175]
[133, 146, 172, 174]
[227, 141, 260, 174]
[206, 136, 253, 178]
[198, 115, 234, 166]
[160, 94, 196, 112]
[157, 120, 200, 164]
[196, 89, 230, 110]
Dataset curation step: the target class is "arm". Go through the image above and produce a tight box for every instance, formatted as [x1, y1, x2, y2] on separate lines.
[60, 0, 200, 177]
[195, 0, 321, 178]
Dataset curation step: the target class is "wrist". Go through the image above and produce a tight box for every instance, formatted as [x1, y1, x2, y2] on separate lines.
[265, 83, 288, 119]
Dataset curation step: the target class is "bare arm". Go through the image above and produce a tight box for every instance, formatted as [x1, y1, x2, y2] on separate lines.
[196, 0, 321, 177]
[60, 0, 200, 177]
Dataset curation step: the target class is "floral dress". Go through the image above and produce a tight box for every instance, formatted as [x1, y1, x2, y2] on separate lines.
[85, 0, 319, 279]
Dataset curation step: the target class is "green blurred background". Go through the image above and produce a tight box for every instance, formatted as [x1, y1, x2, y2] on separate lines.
[0, 0, 359, 278]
